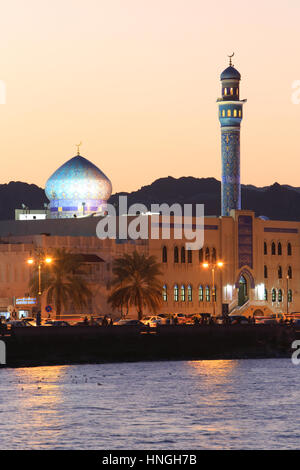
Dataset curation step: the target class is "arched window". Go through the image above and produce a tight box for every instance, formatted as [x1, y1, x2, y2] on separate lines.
[199, 248, 203, 263]
[211, 248, 216, 262]
[288, 289, 293, 302]
[230, 87, 234, 95]
[271, 242, 276, 255]
[233, 109, 237, 117]
[187, 285, 192, 302]
[174, 284, 179, 302]
[205, 247, 210, 262]
[264, 265, 268, 278]
[288, 243, 292, 256]
[278, 266, 282, 279]
[162, 284, 168, 302]
[236, 88, 239, 95]
[181, 247, 185, 263]
[224, 88, 227, 96]
[187, 249, 192, 264]
[199, 285, 203, 302]
[288, 266, 292, 279]
[180, 285, 185, 302]
[205, 285, 210, 302]
[222, 109, 225, 117]
[278, 289, 283, 302]
[174, 247, 179, 263]
[264, 242, 267, 255]
[213, 286, 217, 302]
[272, 288, 276, 302]
[162, 246, 167, 263]
[264, 288, 268, 301]
[278, 242, 282, 255]
[227, 109, 231, 117]
[238, 110, 242, 117]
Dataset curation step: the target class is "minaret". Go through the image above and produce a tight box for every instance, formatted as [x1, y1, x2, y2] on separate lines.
[217, 54, 246, 216]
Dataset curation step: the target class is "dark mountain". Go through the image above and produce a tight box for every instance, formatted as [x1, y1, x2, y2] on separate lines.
[1, 177, 300, 221]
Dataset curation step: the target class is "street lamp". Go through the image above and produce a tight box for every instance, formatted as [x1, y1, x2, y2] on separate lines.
[202, 261, 224, 316]
[286, 274, 289, 315]
[27, 251, 52, 296]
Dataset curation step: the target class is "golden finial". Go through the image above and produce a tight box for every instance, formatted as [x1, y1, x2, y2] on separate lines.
[228, 52, 234, 66]
[76, 142, 82, 155]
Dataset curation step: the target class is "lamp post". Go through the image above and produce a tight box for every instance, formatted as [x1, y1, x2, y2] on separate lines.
[202, 261, 224, 316]
[286, 274, 289, 315]
[27, 249, 52, 302]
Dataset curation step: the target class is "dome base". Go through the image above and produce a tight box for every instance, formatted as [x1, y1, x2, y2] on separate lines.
[48, 199, 107, 219]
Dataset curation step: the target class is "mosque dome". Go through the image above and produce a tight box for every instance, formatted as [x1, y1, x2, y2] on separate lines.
[45, 153, 112, 218]
[220, 66, 241, 81]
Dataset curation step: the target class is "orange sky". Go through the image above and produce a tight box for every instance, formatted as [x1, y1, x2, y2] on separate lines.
[0, 0, 300, 194]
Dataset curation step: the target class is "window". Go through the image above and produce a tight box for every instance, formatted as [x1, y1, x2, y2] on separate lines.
[222, 109, 225, 117]
[174, 284, 179, 302]
[264, 265, 268, 278]
[187, 285, 192, 302]
[288, 243, 292, 256]
[278, 242, 282, 255]
[271, 242, 276, 255]
[224, 88, 228, 95]
[199, 285, 203, 302]
[278, 266, 282, 279]
[238, 110, 242, 117]
[264, 288, 268, 301]
[288, 266, 292, 279]
[230, 87, 233, 95]
[233, 109, 237, 117]
[187, 249, 192, 264]
[205, 247, 210, 262]
[180, 285, 185, 302]
[199, 248, 203, 263]
[211, 248, 216, 263]
[264, 242, 267, 255]
[174, 246, 179, 263]
[212, 286, 217, 302]
[288, 289, 293, 302]
[162, 246, 167, 263]
[227, 109, 231, 117]
[205, 285, 210, 302]
[278, 289, 283, 302]
[272, 288, 276, 302]
[236, 88, 239, 95]
[162, 284, 168, 302]
[181, 247, 185, 263]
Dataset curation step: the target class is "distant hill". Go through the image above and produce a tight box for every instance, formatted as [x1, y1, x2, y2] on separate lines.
[2, 177, 300, 221]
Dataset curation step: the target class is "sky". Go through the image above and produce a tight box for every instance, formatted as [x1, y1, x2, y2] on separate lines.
[0, 0, 300, 194]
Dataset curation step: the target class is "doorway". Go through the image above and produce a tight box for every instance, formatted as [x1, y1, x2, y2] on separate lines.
[238, 275, 248, 306]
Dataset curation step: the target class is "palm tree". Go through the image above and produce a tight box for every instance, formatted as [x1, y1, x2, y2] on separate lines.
[108, 251, 162, 320]
[29, 248, 92, 318]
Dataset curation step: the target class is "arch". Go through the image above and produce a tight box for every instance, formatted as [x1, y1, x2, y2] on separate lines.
[264, 288, 268, 301]
[211, 247, 217, 262]
[271, 242, 276, 255]
[198, 285, 204, 302]
[287, 242, 292, 256]
[272, 288, 276, 302]
[264, 265, 268, 278]
[205, 247, 210, 262]
[174, 284, 179, 302]
[199, 248, 203, 263]
[180, 284, 185, 302]
[187, 249, 192, 264]
[278, 289, 283, 302]
[162, 246, 167, 263]
[278, 266, 282, 279]
[288, 266, 292, 279]
[264, 241, 267, 255]
[162, 284, 168, 302]
[235, 268, 255, 289]
[187, 284, 192, 302]
[278, 242, 282, 255]
[288, 289, 293, 302]
[205, 285, 210, 302]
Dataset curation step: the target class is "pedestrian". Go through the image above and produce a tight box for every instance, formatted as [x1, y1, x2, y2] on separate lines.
[109, 318, 113, 326]
[102, 315, 109, 327]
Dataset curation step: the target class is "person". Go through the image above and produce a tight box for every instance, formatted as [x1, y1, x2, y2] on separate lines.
[173, 315, 178, 325]
[109, 318, 113, 326]
[102, 315, 109, 327]
[193, 316, 200, 326]
[83, 316, 89, 325]
[36, 311, 42, 327]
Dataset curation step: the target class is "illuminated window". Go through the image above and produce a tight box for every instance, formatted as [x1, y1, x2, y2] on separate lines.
[222, 109, 225, 117]
[199, 285, 204, 302]
[162, 285, 168, 302]
[162, 246, 167, 263]
[174, 247, 179, 263]
[187, 285, 192, 302]
[174, 284, 179, 302]
[230, 87, 233, 95]
[227, 109, 231, 117]
[236, 88, 239, 95]
[181, 285, 185, 302]
[272, 288, 276, 302]
[205, 286, 210, 302]
[224, 88, 227, 95]
[278, 289, 283, 302]
[238, 110, 242, 117]
[288, 289, 293, 302]
[233, 109, 237, 117]
[264, 288, 268, 301]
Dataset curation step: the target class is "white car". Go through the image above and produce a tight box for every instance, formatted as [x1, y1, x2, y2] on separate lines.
[141, 316, 166, 327]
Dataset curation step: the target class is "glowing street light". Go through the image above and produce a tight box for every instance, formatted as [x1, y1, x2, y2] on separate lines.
[202, 260, 224, 316]
[27, 252, 52, 296]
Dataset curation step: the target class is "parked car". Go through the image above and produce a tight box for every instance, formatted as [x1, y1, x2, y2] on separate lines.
[173, 313, 187, 324]
[7, 320, 32, 327]
[114, 319, 144, 326]
[43, 320, 71, 327]
[141, 316, 167, 327]
[229, 315, 249, 325]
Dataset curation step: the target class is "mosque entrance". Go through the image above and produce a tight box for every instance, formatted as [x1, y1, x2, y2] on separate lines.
[238, 275, 248, 306]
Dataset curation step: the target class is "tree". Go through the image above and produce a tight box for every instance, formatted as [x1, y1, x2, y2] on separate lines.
[29, 248, 92, 319]
[108, 251, 162, 320]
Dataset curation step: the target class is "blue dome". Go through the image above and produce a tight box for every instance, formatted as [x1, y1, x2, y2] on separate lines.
[220, 66, 241, 81]
[45, 155, 112, 202]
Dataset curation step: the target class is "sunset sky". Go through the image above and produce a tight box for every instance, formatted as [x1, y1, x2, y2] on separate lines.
[0, 0, 299, 194]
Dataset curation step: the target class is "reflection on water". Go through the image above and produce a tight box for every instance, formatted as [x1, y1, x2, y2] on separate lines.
[0, 359, 299, 450]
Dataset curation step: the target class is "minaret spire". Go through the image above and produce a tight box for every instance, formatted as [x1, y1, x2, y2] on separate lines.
[76, 142, 82, 156]
[228, 52, 234, 66]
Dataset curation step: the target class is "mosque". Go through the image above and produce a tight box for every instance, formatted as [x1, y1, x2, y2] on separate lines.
[0, 57, 299, 319]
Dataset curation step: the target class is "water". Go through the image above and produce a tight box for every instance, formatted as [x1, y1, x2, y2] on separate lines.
[0, 359, 299, 449]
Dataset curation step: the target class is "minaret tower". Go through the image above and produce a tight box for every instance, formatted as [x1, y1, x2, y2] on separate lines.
[217, 54, 246, 216]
